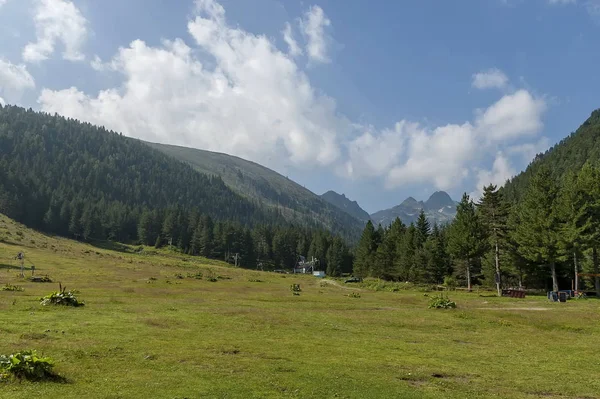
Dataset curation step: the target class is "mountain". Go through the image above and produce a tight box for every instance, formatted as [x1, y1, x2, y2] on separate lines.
[145, 142, 364, 240]
[0, 105, 272, 238]
[370, 192, 457, 227]
[320, 191, 371, 222]
[503, 109, 600, 202]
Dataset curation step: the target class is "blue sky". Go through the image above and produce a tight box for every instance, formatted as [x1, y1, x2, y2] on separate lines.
[1, 0, 599, 213]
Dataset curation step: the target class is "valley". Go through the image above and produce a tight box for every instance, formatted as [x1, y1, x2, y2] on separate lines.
[1, 214, 599, 398]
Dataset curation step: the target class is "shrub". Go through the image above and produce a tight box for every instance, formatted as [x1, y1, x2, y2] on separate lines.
[1, 284, 24, 292]
[346, 292, 361, 298]
[0, 350, 55, 381]
[290, 284, 301, 292]
[428, 294, 456, 309]
[443, 276, 458, 290]
[27, 275, 53, 283]
[40, 284, 85, 307]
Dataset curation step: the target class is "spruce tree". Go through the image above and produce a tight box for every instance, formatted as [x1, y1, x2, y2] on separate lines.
[477, 184, 509, 296]
[512, 166, 562, 292]
[415, 209, 431, 248]
[447, 193, 487, 291]
[571, 163, 600, 295]
[354, 221, 378, 277]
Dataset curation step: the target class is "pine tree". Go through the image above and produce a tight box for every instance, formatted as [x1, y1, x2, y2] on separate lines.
[447, 193, 487, 291]
[326, 236, 345, 277]
[354, 221, 378, 277]
[570, 163, 600, 295]
[396, 223, 416, 281]
[477, 184, 509, 296]
[415, 209, 431, 248]
[512, 166, 562, 292]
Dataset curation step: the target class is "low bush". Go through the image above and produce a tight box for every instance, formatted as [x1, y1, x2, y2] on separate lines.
[1, 284, 24, 292]
[428, 294, 456, 309]
[0, 350, 55, 381]
[40, 284, 85, 307]
[290, 284, 301, 292]
[27, 275, 53, 283]
[346, 292, 361, 298]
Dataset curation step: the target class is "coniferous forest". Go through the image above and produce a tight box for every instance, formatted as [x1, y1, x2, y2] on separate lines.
[2, 104, 600, 293]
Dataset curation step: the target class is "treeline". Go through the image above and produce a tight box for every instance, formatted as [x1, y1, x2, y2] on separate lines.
[354, 169, 600, 295]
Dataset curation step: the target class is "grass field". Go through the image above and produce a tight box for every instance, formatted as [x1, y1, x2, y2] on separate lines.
[1, 214, 599, 399]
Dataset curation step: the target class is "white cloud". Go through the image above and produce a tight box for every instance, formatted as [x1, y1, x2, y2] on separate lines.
[341, 122, 409, 179]
[0, 59, 35, 103]
[300, 5, 332, 64]
[472, 68, 509, 90]
[0, 0, 8, 8]
[386, 122, 475, 190]
[37, 0, 549, 197]
[23, 0, 88, 63]
[471, 152, 516, 201]
[283, 22, 302, 57]
[342, 89, 546, 191]
[39, 1, 343, 170]
[475, 89, 546, 141]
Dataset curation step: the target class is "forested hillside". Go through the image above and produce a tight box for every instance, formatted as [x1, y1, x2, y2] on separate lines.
[503, 109, 600, 202]
[0, 105, 353, 273]
[354, 109, 600, 295]
[146, 142, 364, 240]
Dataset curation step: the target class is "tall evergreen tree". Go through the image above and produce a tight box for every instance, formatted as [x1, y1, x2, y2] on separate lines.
[477, 184, 509, 296]
[570, 163, 600, 295]
[447, 193, 487, 291]
[354, 221, 378, 277]
[512, 166, 562, 292]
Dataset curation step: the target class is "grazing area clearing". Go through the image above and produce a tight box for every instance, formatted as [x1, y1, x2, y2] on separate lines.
[1, 215, 599, 399]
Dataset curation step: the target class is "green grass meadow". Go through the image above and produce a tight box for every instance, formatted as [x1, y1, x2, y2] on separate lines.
[1, 215, 599, 398]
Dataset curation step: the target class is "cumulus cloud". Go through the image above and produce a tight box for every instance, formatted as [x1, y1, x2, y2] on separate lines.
[475, 90, 546, 141]
[343, 89, 546, 191]
[23, 0, 88, 63]
[38, 0, 548, 197]
[471, 152, 516, 201]
[300, 5, 332, 64]
[385, 122, 475, 190]
[0, 59, 35, 103]
[39, 1, 343, 170]
[472, 68, 509, 90]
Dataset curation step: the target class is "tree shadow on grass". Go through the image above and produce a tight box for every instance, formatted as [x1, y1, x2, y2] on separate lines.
[0, 263, 32, 271]
[87, 240, 138, 254]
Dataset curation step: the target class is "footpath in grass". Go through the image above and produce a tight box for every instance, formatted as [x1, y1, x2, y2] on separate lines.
[1, 214, 600, 398]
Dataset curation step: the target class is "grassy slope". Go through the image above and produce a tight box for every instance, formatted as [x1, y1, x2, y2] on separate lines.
[145, 141, 364, 238]
[1, 214, 599, 399]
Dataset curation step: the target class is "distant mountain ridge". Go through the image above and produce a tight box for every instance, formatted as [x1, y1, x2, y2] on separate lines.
[146, 142, 364, 241]
[320, 191, 371, 222]
[370, 191, 457, 227]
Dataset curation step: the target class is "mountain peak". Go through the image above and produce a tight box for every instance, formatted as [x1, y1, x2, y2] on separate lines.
[401, 197, 419, 206]
[321, 191, 370, 222]
[425, 191, 454, 210]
